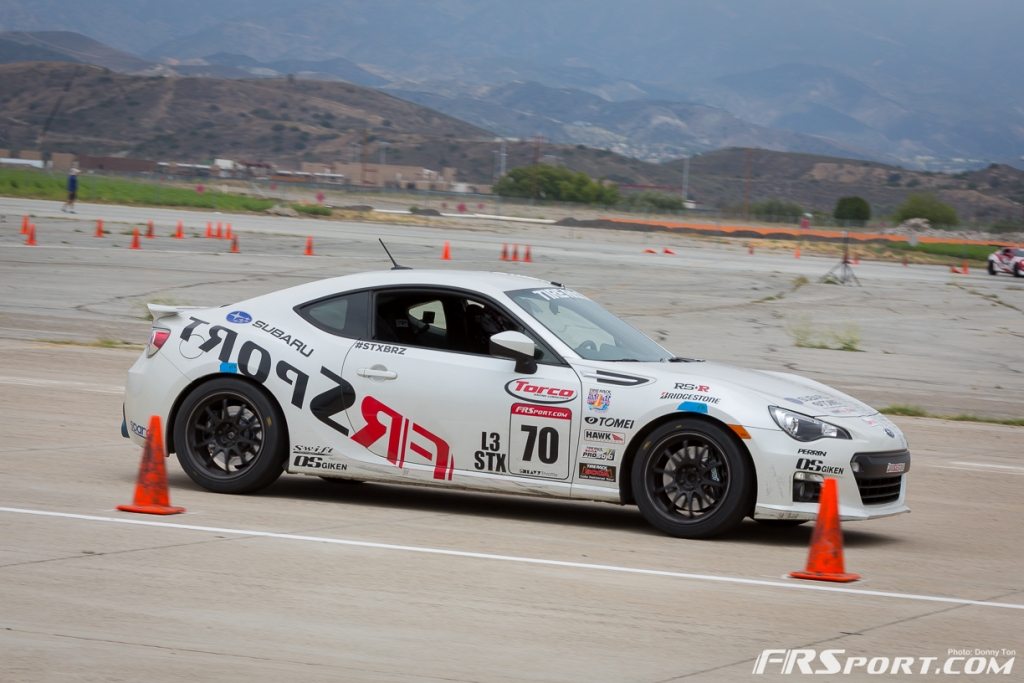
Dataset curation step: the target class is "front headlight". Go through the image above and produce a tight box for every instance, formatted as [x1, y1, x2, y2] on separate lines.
[769, 406, 851, 441]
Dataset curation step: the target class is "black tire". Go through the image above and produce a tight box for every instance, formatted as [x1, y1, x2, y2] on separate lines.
[988, 261, 996, 276]
[1015, 263, 1022, 278]
[173, 377, 286, 493]
[754, 518, 807, 528]
[631, 419, 752, 538]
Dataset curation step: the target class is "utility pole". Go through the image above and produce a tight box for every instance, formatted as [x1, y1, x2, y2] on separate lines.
[743, 148, 753, 217]
[681, 155, 690, 206]
[499, 138, 507, 177]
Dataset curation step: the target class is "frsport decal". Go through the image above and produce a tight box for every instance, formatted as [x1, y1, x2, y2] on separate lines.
[505, 378, 577, 404]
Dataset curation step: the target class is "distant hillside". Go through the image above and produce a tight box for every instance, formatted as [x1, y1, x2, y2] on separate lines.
[0, 62, 490, 165]
[0, 30, 158, 72]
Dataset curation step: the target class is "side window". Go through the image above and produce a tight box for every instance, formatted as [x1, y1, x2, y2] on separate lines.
[296, 291, 369, 339]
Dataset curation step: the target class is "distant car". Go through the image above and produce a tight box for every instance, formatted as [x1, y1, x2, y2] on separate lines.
[988, 247, 1024, 276]
[122, 269, 910, 538]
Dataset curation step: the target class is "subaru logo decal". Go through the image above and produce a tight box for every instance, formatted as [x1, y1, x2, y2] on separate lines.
[226, 310, 252, 324]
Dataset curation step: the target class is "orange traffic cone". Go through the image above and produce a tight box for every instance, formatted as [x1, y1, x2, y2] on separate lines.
[25, 224, 37, 246]
[852, 253, 860, 265]
[230, 235, 239, 253]
[174, 220, 184, 239]
[441, 241, 452, 260]
[949, 264, 961, 274]
[789, 478, 859, 583]
[225, 224, 233, 241]
[794, 246, 801, 259]
[95, 218, 104, 238]
[21, 215, 29, 234]
[523, 245, 533, 263]
[215, 221, 223, 239]
[205, 221, 213, 238]
[146, 219, 155, 239]
[117, 415, 185, 515]
[511, 244, 519, 262]
[643, 248, 658, 254]
[500, 243, 509, 261]
[130, 228, 141, 250]
[304, 236, 314, 256]
[962, 260, 969, 275]
[663, 247, 676, 255]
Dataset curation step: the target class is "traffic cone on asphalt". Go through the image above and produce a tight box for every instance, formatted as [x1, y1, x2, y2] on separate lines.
[441, 241, 452, 260]
[304, 236, 314, 256]
[643, 248, 657, 254]
[663, 247, 676, 255]
[511, 244, 519, 262]
[117, 415, 185, 515]
[962, 260, 969, 275]
[949, 264, 961, 274]
[215, 221, 223, 239]
[205, 221, 213, 238]
[794, 245, 801, 258]
[146, 219, 155, 239]
[523, 245, 533, 263]
[174, 220, 184, 239]
[21, 215, 29, 234]
[230, 235, 239, 253]
[501, 243, 509, 261]
[852, 253, 860, 265]
[25, 224, 37, 246]
[95, 219, 104, 238]
[789, 478, 859, 583]
[225, 224, 233, 241]
[130, 228, 141, 250]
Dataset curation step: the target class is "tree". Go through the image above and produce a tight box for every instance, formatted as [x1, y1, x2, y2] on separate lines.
[833, 196, 871, 224]
[493, 164, 619, 205]
[749, 198, 803, 223]
[894, 193, 958, 227]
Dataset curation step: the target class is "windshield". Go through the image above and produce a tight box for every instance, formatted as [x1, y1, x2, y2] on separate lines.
[507, 286, 673, 361]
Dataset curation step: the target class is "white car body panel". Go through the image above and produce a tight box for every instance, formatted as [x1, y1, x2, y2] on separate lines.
[124, 269, 910, 524]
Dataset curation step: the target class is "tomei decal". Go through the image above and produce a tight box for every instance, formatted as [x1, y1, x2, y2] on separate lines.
[354, 341, 406, 355]
[351, 396, 453, 481]
[578, 463, 616, 482]
[796, 458, 844, 476]
[253, 320, 313, 357]
[505, 378, 577, 404]
[509, 403, 572, 480]
[226, 310, 252, 324]
[582, 446, 616, 461]
[584, 428, 625, 444]
[475, 431, 507, 473]
[587, 388, 611, 412]
[584, 416, 634, 429]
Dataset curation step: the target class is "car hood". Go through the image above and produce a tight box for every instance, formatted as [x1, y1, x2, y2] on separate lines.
[576, 360, 877, 419]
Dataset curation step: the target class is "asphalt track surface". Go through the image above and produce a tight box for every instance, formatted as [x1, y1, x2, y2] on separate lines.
[1, 198, 1022, 681]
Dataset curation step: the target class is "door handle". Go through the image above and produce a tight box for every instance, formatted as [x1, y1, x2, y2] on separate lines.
[357, 367, 398, 380]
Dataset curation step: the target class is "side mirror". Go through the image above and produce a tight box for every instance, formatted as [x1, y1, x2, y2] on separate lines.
[490, 330, 537, 374]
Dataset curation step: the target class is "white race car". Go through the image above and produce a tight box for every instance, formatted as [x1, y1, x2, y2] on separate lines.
[987, 247, 1024, 277]
[123, 269, 910, 538]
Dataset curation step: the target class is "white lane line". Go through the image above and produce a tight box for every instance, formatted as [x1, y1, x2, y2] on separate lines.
[933, 465, 1024, 476]
[1, 506, 1021, 611]
[0, 376, 123, 395]
[949, 461, 1024, 472]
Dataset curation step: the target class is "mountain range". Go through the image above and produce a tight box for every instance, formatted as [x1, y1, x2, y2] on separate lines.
[1, 0, 1022, 170]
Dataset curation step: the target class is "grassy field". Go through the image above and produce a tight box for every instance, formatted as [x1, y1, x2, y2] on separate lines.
[0, 168, 277, 212]
[888, 241, 998, 261]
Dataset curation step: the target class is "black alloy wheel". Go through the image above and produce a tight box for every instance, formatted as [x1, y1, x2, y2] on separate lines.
[632, 419, 751, 538]
[174, 377, 286, 493]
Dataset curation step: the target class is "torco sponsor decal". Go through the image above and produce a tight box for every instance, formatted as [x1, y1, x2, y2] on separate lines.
[129, 420, 147, 438]
[505, 378, 577, 404]
[585, 416, 635, 429]
[584, 428, 625, 444]
[578, 463, 616, 482]
[253, 320, 313, 357]
[354, 341, 406, 355]
[796, 458, 844, 475]
[511, 403, 572, 420]
[886, 462, 906, 473]
[582, 446, 616, 461]
[587, 388, 611, 412]
[351, 396, 453, 480]
[226, 310, 252, 324]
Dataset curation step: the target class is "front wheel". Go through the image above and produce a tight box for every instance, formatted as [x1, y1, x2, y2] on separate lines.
[988, 261, 996, 276]
[631, 419, 752, 538]
[173, 377, 287, 493]
[1015, 263, 1022, 278]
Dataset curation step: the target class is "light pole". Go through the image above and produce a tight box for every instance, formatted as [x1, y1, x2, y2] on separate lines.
[681, 155, 690, 207]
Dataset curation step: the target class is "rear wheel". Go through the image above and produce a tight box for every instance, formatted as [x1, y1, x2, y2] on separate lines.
[988, 261, 996, 276]
[631, 419, 752, 538]
[1015, 263, 1022, 278]
[173, 377, 286, 493]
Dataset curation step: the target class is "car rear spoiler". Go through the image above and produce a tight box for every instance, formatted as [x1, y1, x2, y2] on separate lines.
[147, 304, 204, 323]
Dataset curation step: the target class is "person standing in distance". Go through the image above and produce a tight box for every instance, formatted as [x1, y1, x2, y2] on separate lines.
[62, 167, 79, 213]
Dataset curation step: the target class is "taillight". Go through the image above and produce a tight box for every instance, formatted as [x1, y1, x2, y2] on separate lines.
[147, 328, 171, 357]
